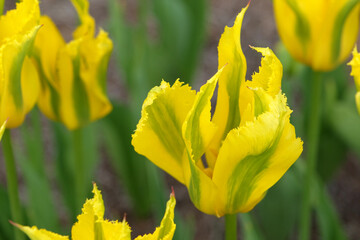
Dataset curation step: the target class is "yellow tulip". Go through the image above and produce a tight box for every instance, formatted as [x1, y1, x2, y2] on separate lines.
[349, 46, 360, 114]
[273, 0, 360, 71]
[132, 6, 303, 217]
[33, 0, 113, 130]
[14, 183, 176, 240]
[0, 0, 41, 128]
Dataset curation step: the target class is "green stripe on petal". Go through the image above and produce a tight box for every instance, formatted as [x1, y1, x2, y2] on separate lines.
[33, 53, 61, 120]
[285, 0, 310, 49]
[209, 6, 248, 166]
[72, 55, 90, 126]
[132, 80, 196, 184]
[5, 25, 40, 110]
[331, 0, 360, 62]
[183, 68, 223, 164]
[183, 148, 220, 216]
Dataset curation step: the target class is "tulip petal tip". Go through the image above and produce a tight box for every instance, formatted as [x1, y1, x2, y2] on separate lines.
[171, 186, 175, 198]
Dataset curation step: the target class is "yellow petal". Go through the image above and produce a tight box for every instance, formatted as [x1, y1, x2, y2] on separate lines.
[0, 0, 40, 42]
[247, 47, 282, 97]
[135, 193, 176, 240]
[55, 39, 85, 129]
[0, 25, 40, 128]
[78, 30, 113, 123]
[349, 46, 360, 90]
[181, 69, 224, 216]
[13, 223, 69, 240]
[34, 16, 65, 121]
[207, 6, 248, 164]
[70, 0, 95, 39]
[132, 80, 196, 184]
[182, 68, 223, 168]
[349, 46, 360, 114]
[212, 93, 303, 215]
[356, 92, 360, 115]
[96, 219, 131, 240]
[71, 183, 105, 239]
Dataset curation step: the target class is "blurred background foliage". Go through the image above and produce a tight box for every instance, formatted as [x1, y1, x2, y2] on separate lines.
[0, 0, 359, 239]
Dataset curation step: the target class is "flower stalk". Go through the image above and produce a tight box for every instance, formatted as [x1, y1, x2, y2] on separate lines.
[225, 214, 237, 240]
[2, 130, 25, 240]
[73, 128, 85, 212]
[300, 71, 322, 240]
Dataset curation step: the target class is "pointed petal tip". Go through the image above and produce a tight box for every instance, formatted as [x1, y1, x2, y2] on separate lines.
[171, 186, 175, 198]
[247, 0, 251, 8]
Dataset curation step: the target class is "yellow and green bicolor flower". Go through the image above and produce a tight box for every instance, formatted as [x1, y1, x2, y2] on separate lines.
[132, 6, 303, 217]
[273, 0, 360, 71]
[0, 0, 41, 128]
[14, 183, 176, 240]
[33, 0, 113, 130]
[349, 46, 360, 114]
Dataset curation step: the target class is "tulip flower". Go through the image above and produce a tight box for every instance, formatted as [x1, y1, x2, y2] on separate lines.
[273, 0, 360, 71]
[349, 46, 360, 114]
[0, 0, 41, 128]
[33, 0, 113, 130]
[132, 6, 303, 217]
[14, 183, 176, 240]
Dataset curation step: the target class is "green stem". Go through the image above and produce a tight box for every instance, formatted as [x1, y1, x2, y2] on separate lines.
[73, 128, 84, 213]
[225, 214, 237, 240]
[299, 71, 322, 240]
[2, 130, 25, 240]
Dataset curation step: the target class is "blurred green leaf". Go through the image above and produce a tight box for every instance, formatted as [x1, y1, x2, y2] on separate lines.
[103, 102, 152, 216]
[52, 122, 100, 224]
[0, 186, 12, 240]
[317, 129, 347, 181]
[327, 100, 360, 158]
[16, 109, 59, 232]
[313, 176, 347, 240]
[253, 166, 302, 240]
[240, 213, 264, 240]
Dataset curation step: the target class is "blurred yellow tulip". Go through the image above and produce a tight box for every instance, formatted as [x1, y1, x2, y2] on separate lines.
[274, 0, 360, 71]
[14, 183, 176, 240]
[0, 0, 41, 128]
[33, 0, 113, 130]
[349, 46, 360, 114]
[132, 6, 303, 217]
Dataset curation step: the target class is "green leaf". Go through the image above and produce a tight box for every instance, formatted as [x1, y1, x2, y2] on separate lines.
[239, 213, 264, 240]
[102, 102, 152, 216]
[0, 186, 13, 239]
[253, 166, 302, 240]
[327, 100, 360, 158]
[16, 109, 59, 232]
[313, 177, 347, 240]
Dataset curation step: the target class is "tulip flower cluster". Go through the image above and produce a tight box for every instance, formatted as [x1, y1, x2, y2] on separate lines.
[14, 183, 176, 240]
[0, 0, 112, 130]
[3, 0, 360, 239]
[132, 6, 303, 217]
